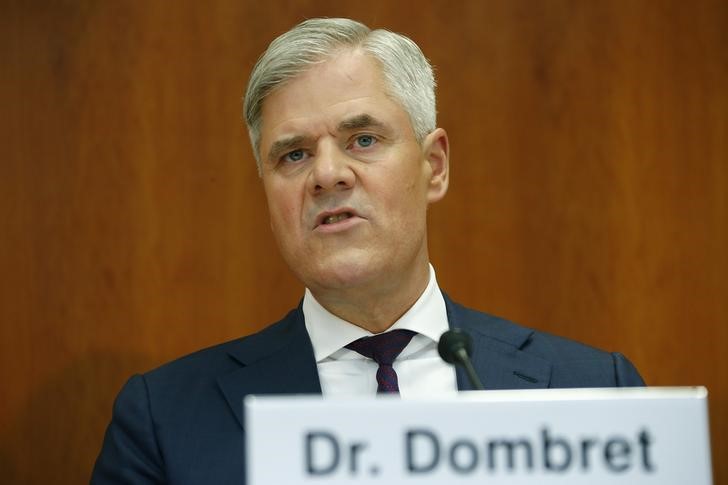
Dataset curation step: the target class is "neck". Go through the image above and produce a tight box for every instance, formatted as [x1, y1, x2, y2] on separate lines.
[309, 262, 431, 333]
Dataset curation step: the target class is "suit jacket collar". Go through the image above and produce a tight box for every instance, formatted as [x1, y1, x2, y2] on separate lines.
[218, 295, 553, 428]
[217, 305, 321, 428]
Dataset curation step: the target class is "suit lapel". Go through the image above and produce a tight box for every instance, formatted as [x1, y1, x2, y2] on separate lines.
[217, 306, 322, 428]
[217, 295, 554, 428]
[444, 296, 552, 390]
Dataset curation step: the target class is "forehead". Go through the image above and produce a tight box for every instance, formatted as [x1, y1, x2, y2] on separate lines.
[258, 50, 411, 154]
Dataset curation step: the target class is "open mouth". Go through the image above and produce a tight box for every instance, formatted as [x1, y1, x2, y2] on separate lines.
[321, 212, 353, 225]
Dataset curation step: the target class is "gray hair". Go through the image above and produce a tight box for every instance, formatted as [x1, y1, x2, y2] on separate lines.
[243, 18, 436, 171]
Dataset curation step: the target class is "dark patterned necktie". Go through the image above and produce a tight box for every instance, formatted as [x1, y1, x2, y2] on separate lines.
[345, 329, 416, 393]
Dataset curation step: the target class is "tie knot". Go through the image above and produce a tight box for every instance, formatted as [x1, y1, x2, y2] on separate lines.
[345, 329, 416, 366]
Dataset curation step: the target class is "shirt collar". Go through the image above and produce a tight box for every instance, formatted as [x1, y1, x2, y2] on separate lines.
[303, 264, 449, 362]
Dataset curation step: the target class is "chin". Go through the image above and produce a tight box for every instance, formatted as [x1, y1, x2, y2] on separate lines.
[302, 256, 380, 292]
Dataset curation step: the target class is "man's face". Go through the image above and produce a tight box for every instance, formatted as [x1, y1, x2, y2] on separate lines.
[258, 49, 448, 296]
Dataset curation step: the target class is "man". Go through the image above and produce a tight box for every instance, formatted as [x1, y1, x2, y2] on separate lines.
[92, 18, 643, 484]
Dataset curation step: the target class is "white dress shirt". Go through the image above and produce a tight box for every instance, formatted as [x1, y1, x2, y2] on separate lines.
[303, 264, 458, 397]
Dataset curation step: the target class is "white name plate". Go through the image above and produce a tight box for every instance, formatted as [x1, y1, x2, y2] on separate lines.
[246, 387, 712, 484]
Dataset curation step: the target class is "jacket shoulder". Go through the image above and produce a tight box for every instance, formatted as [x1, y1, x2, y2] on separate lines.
[142, 306, 303, 388]
[446, 298, 644, 387]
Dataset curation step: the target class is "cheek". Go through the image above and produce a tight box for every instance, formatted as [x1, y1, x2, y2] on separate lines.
[398, 168, 432, 203]
[266, 178, 300, 212]
[266, 187, 300, 233]
[373, 167, 427, 215]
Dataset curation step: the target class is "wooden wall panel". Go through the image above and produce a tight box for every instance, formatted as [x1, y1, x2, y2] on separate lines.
[1, 1, 725, 483]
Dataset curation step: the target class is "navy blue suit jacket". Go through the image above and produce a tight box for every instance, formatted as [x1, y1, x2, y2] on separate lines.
[91, 296, 644, 484]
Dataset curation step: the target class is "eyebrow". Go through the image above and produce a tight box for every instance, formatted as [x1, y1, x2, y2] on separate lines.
[337, 113, 389, 133]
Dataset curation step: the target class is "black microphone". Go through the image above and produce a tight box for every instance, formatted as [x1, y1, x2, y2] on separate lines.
[438, 329, 484, 390]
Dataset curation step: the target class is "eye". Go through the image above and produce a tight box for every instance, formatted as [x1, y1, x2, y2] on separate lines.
[353, 134, 377, 149]
[283, 149, 307, 163]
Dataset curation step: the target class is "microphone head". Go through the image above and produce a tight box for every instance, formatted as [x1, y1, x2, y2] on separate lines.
[438, 329, 473, 364]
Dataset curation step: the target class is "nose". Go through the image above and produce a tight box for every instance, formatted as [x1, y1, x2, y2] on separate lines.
[307, 140, 355, 195]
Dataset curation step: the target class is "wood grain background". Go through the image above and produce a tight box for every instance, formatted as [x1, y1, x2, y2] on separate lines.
[1, 0, 726, 483]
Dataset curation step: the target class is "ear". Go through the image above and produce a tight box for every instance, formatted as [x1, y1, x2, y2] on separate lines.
[422, 128, 450, 203]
